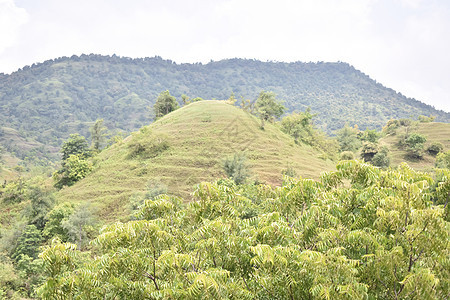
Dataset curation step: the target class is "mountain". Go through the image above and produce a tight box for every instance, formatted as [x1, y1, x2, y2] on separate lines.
[1, 54, 449, 168]
[56, 100, 334, 222]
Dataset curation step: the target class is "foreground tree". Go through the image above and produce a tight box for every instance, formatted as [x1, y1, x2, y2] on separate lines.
[154, 90, 179, 119]
[39, 160, 449, 299]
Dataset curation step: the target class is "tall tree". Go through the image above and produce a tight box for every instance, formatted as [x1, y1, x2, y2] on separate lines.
[336, 124, 361, 152]
[154, 90, 179, 119]
[255, 91, 285, 129]
[89, 118, 107, 151]
[60, 134, 90, 162]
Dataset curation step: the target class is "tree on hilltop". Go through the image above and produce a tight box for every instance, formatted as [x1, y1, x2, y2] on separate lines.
[255, 91, 285, 129]
[154, 90, 179, 119]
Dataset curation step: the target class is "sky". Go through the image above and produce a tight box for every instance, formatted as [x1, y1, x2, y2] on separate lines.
[1, 0, 449, 112]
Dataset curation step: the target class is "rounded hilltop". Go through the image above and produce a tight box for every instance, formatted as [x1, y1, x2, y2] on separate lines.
[56, 100, 334, 221]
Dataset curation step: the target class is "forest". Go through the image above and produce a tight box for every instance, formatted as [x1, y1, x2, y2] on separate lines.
[1, 55, 449, 168]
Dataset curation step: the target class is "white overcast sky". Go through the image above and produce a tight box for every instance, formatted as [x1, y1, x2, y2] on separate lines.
[1, 0, 449, 112]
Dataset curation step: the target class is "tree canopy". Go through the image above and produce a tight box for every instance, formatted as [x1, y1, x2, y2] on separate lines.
[38, 160, 449, 299]
[154, 90, 179, 119]
[255, 91, 285, 128]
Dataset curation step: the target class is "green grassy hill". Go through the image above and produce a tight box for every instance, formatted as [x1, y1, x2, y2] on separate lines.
[56, 101, 334, 222]
[379, 122, 450, 171]
[1, 55, 449, 169]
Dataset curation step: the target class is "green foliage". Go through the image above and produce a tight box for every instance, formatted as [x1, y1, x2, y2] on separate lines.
[11, 225, 42, 262]
[383, 119, 401, 135]
[27, 186, 55, 230]
[154, 90, 179, 119]
[0, 178, 28, 204]
[61, 204, 96, 249]
[43, 202, 75, 241]
[181, 94, 190, 105]
[281, 108, 338, 160]
[360, 142, 378, 162]
[223, 152, 251, 185]
[371, 146, 390, 168]
[1, 56, 449, 169]
[89, 118, 107, 151]
[38, 161, 450, 299]
[357, 128, 380, 143]
[435, 150, 450, 169]
[60, 134, 91, 161]
[191, 97, 204, 102]
[405, 133, 427, 159]
[427, 142, 443, 156]
[127, 131, 170, 159]
[418, 115, 436, 123]
[281, 108, 316, 144]
[0, 254, 21, 299]
[281, 165, 297, 178]
[53, 154, 93, 189]
[340, 151, 355, 160]
[336, 124, 361, 152]
[255, 91, 285, 129]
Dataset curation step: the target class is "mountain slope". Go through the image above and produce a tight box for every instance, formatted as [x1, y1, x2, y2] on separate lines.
[379, 122, 450, 171]
[56, 101, 334, 222]
[1, 55, 448, 168]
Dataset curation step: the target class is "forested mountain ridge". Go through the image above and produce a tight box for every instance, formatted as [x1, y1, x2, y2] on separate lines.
[1, 54, 449, 166]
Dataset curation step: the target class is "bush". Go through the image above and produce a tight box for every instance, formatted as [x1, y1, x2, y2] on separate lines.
[405, 133, 427, 159]
[339, 151, 355, 160]
[281, 165, 297, 178]
[0, 178, 28, 204]
[399, 118, 413, 127]
[435, 150, 450, 169]
[371, 147, 390, 168]
[427, 142, 443, 156]
[128, 134, 169, 159]
[382, 119, 400, 135]
[223, 152, 251, 185]
[53, 154, 93, 189]
[418, 115, 436, 123]
[360, 142, 378, 162]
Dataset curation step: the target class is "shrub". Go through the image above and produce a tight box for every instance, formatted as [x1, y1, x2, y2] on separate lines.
[405, 133, 427, 159]
[382, 119, 400, 135]
[427, 142, 443, 156]
[418, 115, 436, 123]
[53, 154, 93, 189]
[340, 151, 355, 160]
[372, 147, 390, 168]
[435, 150, 450, 169]
[0, 178, 28, 204]
[223, 152, 251, 185]
[281, 165, 297, 178]
[360, 142, 378, 162]
[128, 134, 169, 159]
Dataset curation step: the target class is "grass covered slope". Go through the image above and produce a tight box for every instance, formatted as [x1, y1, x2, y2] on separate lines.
[380, 122, 450, 171]
[56, 101, 334, 221]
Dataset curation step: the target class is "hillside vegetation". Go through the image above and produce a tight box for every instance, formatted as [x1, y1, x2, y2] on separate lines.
[56, 101, 334, 222]
[39, 161, 450, 299]
[379, 122, 450, 171]
[1, 54, 448, 168]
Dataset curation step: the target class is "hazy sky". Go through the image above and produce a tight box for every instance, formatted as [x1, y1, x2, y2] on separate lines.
[1, 0, 449, 112]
